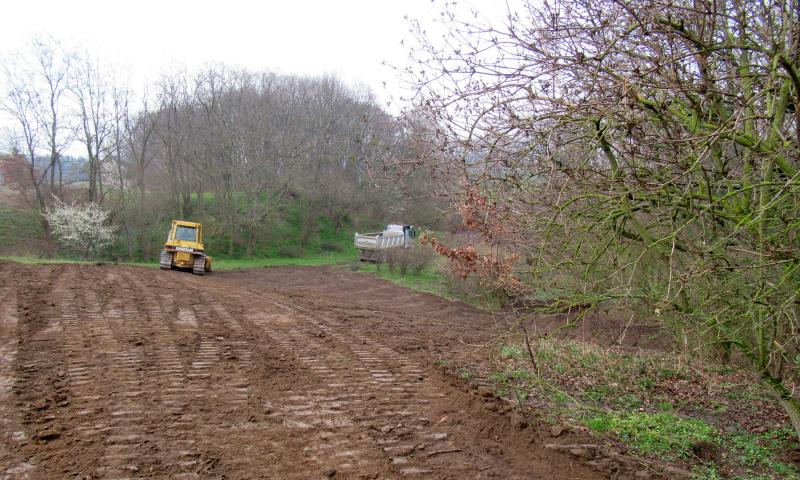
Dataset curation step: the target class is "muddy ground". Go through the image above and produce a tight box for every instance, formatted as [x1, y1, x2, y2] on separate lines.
[0, 262, 636, 479]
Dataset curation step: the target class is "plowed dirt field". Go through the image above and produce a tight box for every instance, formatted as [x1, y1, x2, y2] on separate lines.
[0, 262, 607, 479]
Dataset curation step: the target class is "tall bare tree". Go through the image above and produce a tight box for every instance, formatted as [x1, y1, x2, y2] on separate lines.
[2, 59, 48, 216]
[30, 37, 72, 199]
[72, 51, 114, 203]
[2, 38, 73, 234]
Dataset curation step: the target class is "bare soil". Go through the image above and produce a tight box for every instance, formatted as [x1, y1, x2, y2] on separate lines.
[0, 262, 630, 479]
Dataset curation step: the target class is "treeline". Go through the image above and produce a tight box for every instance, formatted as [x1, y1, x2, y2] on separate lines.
[1, 39, 438, 259]
[121, 69, 405, 259]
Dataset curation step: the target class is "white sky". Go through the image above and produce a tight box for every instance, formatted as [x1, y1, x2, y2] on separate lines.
[0, 0, 514, 155]
[0, 0, 450, 109]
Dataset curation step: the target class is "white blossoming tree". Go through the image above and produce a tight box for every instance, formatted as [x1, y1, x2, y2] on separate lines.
[44, 200, 117, 259]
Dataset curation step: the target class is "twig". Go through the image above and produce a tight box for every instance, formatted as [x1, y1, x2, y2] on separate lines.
[426, 448, 462, 457]
[615, 312, 636, 345]
[544, 443, 601, 450]
[518, 320, 539, 375]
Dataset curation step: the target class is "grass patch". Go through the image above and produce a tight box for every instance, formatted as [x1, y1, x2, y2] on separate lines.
[507, 369, 533, 380]
[356, 262, 501, 309]
[212, 252, 357, 270]
[485, 366, 537, 401]
[458, 368, 475, 380]
[726, 428, 798, 477]
[588, 412, 716, 459]
[500, 345, 524, 360]
[1, 251, 357, 270]
[468, 338, 800, 478]
[0, 256, 159, 269]
[0, 206, 44, 254]
[0, 255, 88, 265]
[356, 263, 460, 300]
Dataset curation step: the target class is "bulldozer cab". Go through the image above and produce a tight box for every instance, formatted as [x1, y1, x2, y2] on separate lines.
[167, 221, 204, 248]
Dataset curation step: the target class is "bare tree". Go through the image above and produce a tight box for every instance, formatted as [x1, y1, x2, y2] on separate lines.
[153, 70, 195, 216]
[72, 50, 114, 203]
[29, 37, 72, 199]
[124, 91, 157, 200]
[403, 0, 800, 438]
[1, 59, 49, 217]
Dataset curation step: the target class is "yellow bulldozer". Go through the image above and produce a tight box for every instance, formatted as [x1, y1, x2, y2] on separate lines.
[159, 220, 212, 275]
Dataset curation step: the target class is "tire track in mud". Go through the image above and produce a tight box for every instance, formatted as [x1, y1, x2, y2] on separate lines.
[0, 282, 36, 480]
[56, 268, 204, 478]
[5, 264, 605, 480]
[245, 297, 486, 478]
[189, 276, 530, 478]
[213, 270, 599, 480]
[9, 265, 73, 479]
[273, 269, 469, 322]
[170, 277, 377, 479]
[130, 271, 327, 478]
[106, 270, 205, 478]
[180, 292, 261, 476]
[247, 308, 394, 478]
[168, 279, 403, 478]
[8, 265, 340, 479]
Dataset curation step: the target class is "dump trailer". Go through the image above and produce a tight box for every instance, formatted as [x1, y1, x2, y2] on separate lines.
[354, 224, 416, 262]
[159, 220, 212, 275]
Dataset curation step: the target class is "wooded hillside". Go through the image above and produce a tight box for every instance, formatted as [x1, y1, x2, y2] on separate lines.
[1, 42, 441, 259]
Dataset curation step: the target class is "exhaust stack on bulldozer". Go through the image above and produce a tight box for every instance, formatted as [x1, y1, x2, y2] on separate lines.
[160, 220, 212, 275]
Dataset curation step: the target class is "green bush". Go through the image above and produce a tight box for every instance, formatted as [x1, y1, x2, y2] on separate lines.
[320, 241, 343, 252]
[277, 245, 305, 258]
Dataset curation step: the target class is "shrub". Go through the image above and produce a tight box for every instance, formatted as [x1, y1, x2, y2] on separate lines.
[385, 243, 436, 276]
[44, 200, 116, 259]
[320, 241, 343, 252]
[277, 245, 304, 258]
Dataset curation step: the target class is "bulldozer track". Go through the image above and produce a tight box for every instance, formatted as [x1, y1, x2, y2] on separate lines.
[191, 257, 206, 276]
[56, 269, 205, 479]
[0, 262, 604, 480]
[0, 282, 36, 480]
[255, 307, 469, 478]
[159, 251, 173, 271]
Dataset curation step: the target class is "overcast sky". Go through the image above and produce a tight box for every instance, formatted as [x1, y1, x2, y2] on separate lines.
[0, 0, 453, 109]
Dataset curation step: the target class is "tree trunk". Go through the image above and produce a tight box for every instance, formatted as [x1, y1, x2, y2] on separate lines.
[197, 183, 204, 212]
[89, 156, 97, 202]
[760, 366, 800, 443]
[57, 156, 63, 199]
[140, 224, 151, 262]
[246, 228, 256, 257]
[182, 190, 191, 216]
[138, 164, 146, 200]
[49, 155, 55, 195]
[98, 166, 105, 204]
[228, 229, 235, 257]
[124, 224, 134, 260]
[780, 397, 800, 443]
